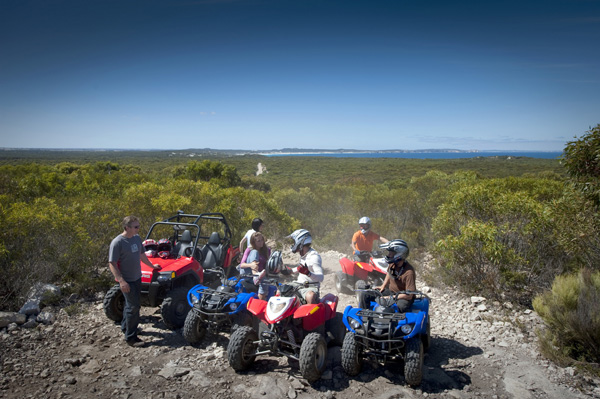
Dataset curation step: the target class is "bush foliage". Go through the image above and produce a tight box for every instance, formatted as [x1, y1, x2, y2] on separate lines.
[533, 269, 600, 368]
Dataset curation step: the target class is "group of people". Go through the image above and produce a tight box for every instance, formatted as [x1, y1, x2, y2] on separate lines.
[108, 215, 415, 347]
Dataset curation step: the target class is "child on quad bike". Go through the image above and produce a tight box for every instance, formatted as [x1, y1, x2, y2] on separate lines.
[357, 239, 415, 312]
[351, 217, 389, 261]
[238, 231, 271, 300]
[283, 229, 324, 304]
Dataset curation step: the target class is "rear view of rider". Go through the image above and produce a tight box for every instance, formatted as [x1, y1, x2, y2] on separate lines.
[286, 229, 324, 304]
[351, 217, 389, 261]
[358, 239, 416, 312]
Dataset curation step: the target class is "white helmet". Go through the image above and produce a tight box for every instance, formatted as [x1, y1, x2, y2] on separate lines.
[288, 229, 312, 253]
[359, 217, 371, 234]
[267, 250, 282, 274]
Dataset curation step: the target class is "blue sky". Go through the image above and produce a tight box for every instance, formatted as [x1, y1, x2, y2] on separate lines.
[1, 0, 598, 151]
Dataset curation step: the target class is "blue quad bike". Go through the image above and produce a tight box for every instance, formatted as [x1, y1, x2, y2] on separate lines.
[183, 267, 277, 345]
[341, 286, 431, 386]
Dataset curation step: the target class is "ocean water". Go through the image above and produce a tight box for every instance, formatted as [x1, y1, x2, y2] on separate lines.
[263, 151, 562, 159]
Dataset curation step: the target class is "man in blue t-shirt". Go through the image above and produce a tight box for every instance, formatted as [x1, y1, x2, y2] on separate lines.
[108, 216, 160, 347]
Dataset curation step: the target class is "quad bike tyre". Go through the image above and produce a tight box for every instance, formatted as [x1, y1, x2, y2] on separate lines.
[161, 287, 190, 330]
[334, 271, 350, 294]
[404, 337, 424, 387]
[231, 310, 253, 332]
[228, 325, 258, 371]
[341, 331, 363, 376]
[354, 279, 367, 306]
[325, 312, 346, 347]
[299, 332, 327, 383]
[423, 315, 431, 352]
[103, 284, 124, 322]
[183, 310, 207, 344]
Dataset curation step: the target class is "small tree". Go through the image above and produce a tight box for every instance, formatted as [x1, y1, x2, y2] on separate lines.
[561, 124, 600, 205]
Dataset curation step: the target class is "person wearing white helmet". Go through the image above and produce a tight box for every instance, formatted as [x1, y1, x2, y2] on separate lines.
[285, 229, 324, 304]
[351, 217, 389, 261]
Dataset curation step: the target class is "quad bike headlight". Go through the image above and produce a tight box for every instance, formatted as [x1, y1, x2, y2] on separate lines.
[269, 301, 287, 314]
[191, 294, 200, 305]
[348, 317, 362, 331]
[401, 323, 414, 335]
[229, 303, 238, 311]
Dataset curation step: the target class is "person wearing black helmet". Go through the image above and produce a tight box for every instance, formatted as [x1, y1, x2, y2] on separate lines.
[351, 216, 388, 261]
[285, 229, 324, 304]
[358, 239, 416, 312]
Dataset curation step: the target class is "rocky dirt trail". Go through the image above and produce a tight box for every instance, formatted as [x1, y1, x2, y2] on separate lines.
[1, 250, 599, 399]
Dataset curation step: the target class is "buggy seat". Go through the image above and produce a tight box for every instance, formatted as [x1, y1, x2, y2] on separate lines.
[175, 229, 194, 258]
[200, 232, 223, 270]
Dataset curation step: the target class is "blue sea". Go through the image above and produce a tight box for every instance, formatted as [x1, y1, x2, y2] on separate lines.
[263, 151, 562, 160]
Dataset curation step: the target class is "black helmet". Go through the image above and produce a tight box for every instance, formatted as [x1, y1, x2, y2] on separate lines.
[380, 239, 409, 264]
[267, 250, 282, 274]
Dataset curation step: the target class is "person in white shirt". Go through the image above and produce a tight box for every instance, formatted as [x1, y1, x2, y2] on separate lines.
[239, 218, 264, 254]
[287, 229, 324, 304]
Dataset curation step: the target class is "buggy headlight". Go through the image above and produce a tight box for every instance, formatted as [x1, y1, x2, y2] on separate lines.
[157, 271, 175, 283]
[191, 295, 200, 305]
[229, 303, 238, 311]
[401, 324, 414, 335]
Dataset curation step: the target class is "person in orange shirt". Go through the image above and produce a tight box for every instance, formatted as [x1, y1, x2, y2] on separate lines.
[351, 217, 389, 261]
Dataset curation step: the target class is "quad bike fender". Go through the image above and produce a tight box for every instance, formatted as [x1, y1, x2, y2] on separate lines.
[356, 261, 374, 273]
[246, 296, 268, 318]
[294, 303, 326, 331]
[186, 283, 209, 307]
[319, 293, 339, 319]
[342, 305, 363, 332]
[339, 257, 356, 276]
[399, 311, 427, 339]
[229, 292, 257, 313]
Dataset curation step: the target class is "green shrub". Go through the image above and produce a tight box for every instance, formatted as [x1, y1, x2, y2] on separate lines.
[432, 177, 570, 303]
[533, 269, 600, 370]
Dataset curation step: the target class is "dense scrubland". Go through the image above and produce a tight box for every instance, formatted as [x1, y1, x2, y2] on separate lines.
[1, 124, 599, 374]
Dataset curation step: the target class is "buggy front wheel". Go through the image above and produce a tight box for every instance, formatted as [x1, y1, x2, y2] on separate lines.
[161, 287, 190, 329]
[103, 285, 124, 322]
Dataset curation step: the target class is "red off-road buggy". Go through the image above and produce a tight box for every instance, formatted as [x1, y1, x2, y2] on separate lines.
[103, 211, 241, 329]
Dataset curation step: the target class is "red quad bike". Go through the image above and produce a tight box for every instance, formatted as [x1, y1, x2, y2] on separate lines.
[335, 250, 388, 295]
[103, 211, 241, 330]
[227, 281, 346, 383]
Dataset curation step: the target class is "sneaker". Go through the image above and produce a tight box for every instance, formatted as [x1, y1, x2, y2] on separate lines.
[126, 337, 145, 348]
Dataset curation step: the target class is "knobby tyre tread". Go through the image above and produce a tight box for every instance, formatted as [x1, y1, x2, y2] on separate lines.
[183, 310, 207, 344]
[299, 332, 327, 383]
[341, 332, 362, 376]
[227, 326, 258, 371]
[404, 337, 424, 386]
